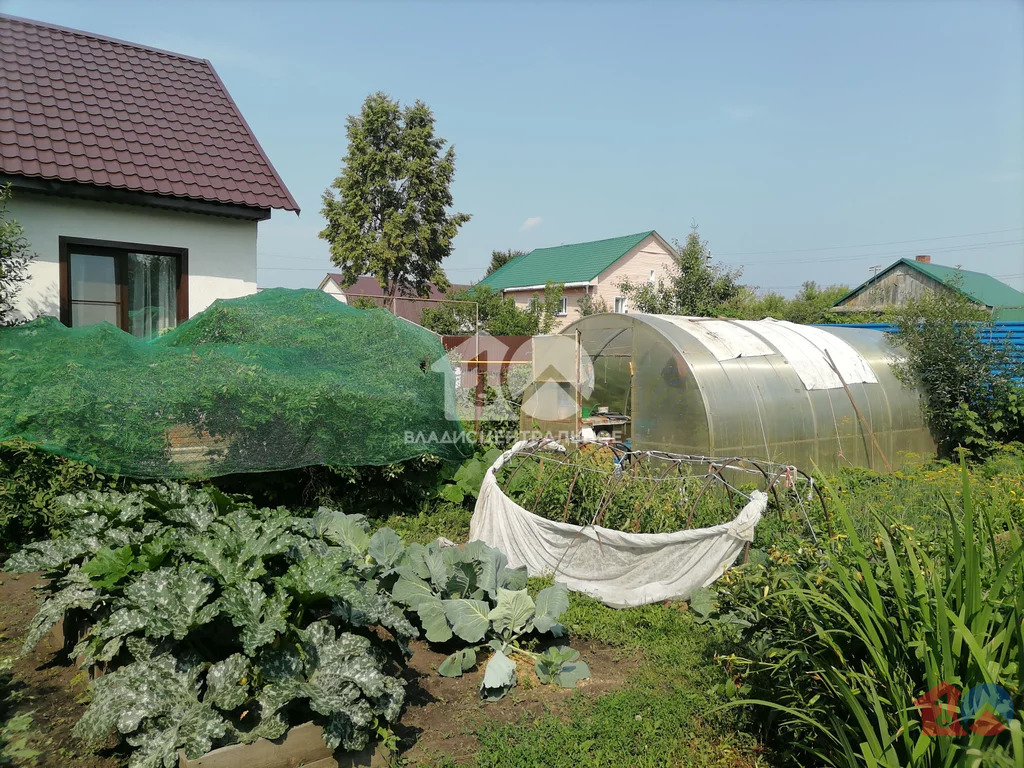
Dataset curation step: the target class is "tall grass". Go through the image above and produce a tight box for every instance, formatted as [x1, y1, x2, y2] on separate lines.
[718, 458, 1024, 767]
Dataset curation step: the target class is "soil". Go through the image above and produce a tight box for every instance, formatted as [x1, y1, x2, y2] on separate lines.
[0, 571, 120, 768]
[0, 572, 638, 767]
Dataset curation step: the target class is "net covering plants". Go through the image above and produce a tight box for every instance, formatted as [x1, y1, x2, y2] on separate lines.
[0, 288, 469, 478]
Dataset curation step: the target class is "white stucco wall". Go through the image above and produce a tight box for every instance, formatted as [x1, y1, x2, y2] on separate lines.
[9, 191, 259, 322]
[320, 280, 346, 301]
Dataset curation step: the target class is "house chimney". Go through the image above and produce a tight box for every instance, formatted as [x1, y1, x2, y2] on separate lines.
[915, 254, 931, 263]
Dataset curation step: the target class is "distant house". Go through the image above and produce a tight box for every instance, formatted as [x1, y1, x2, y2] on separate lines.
[833, 255, 1024, 320]
[318, 274, 468, 325]
[477, 230, 677, 330]
[0, 15, 298, 337]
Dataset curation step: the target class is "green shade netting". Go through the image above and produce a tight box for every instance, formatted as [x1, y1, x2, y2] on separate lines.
[0, 288, 470, 477]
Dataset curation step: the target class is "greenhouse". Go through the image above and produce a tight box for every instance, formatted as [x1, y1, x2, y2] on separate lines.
[521, 314, 935, 473]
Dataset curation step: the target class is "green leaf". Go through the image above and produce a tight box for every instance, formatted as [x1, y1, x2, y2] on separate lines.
[392, 574, 435, 609]
[82, 545, 136, 589]
[533, 583, 569, 634]
[416, 597, 453, 643]
[439, 484, 465, 504]
[280, 552, 361, 603]
[368, 528, 404, 570]
[438, 647, 477, 678]
[443, 598, 491, 644]
[116, 564, 219, 641]
[21, 566, 98, 655]
[314, 509, 370, 555]
[480, 650, 517, 701]
[218, 581, 289, 655]
[688, 587, 717, 618]
[445, 561, 479, 598]
[488, 588, 535, 637]
[205, 654, 250, 711]
[535, 646, 591, 688]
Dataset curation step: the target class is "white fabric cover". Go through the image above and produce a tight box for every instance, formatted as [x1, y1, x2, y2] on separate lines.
[651, 316, 877, 391]
[654, 315, 776, 361]
[734, 319, 877, 390]
[469, 441, 766, 608]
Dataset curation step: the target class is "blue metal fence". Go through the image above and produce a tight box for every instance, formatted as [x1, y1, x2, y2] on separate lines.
[829, 321, 1024, 375]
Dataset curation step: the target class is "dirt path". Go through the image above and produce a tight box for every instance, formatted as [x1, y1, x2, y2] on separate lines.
[1, 572, 637, 766]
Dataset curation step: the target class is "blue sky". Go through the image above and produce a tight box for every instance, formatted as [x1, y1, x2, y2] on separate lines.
[6, 0, 1024, 294]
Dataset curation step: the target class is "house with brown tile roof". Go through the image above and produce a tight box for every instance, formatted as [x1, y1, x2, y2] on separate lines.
[317, 274, 470, 326]
[0, 14, 298, 336]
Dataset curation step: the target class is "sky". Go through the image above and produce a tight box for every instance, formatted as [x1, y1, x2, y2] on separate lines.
[5, 0, 1024, 295]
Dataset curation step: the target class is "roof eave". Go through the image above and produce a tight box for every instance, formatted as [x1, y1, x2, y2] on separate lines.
[2, 173, 272, 221]
[501, 280, 595, 292]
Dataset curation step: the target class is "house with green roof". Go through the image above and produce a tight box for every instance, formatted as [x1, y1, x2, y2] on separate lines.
[833, 255, 1024, 320]
[477, 230, 678, 329]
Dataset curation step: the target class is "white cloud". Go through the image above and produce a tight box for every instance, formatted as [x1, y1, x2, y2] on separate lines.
[520, 216, 543, 232]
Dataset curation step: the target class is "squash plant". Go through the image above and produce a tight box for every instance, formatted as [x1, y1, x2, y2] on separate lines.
[391, 540, 590, 699]
[8, 485, 413, 768]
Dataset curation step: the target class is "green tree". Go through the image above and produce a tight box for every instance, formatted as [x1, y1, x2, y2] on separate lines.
[319, 93, 470, 307]
[420, 282, 564, 336]
[0, 185, 34, 326]
[887, 285, 1024, 457]
[785, 281, 851, 324]
[348, 296, 380, 310]
[576, 292, 609, 317]
[486, 249, 525, 276]
[618, 224, 741, 316]
[722, 282, 851, 323]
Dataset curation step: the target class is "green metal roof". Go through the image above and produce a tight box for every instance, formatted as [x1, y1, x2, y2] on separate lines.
[835, 258, 1024, 309]
[478, 231, 657, 291]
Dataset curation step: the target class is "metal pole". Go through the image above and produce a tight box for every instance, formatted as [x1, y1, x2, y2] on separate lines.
[575, 328, 582, 437]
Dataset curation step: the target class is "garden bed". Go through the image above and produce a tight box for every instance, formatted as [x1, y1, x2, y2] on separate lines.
[0, 571, 637, 767]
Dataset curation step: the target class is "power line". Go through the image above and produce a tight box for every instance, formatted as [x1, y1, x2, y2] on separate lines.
[745, 239, 1024, 267]
[716, 226, 1024, 257]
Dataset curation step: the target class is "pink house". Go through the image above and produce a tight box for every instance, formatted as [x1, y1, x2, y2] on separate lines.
[476, 231, 678, 330]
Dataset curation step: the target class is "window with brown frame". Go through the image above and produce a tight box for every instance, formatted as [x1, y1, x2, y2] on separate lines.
[59, 237, 188, 338]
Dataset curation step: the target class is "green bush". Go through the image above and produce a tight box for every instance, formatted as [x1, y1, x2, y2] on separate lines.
[887, 288, 1024, 457]
[0, 439, 121, 555]
[709, 460, 1024, 767]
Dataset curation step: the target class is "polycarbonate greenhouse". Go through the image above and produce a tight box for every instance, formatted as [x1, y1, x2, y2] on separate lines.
[522, 313, 935, 473]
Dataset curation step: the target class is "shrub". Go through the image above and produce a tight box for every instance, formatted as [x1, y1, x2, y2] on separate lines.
[887, 288, 1024, 457]
[710, 461, 1024, 767]
[0, 183, 35, 327]
[0, 439, 121, 555]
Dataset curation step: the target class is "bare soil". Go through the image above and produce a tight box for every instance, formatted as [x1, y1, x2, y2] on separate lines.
[0, 571, 120, 768]
[0, 572, 637, 767]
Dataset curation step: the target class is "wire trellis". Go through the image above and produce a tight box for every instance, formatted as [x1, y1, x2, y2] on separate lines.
[496, 438, 830, 545]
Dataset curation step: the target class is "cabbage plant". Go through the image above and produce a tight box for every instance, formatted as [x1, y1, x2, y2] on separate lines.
[392, 540, 590, 699]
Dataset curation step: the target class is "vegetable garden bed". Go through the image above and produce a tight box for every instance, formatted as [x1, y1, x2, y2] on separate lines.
[0, 570, 635, 768]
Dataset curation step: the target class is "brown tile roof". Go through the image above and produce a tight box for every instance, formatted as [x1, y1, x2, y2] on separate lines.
[325, 274, 469, 325]
[0, 14, 299, 212]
